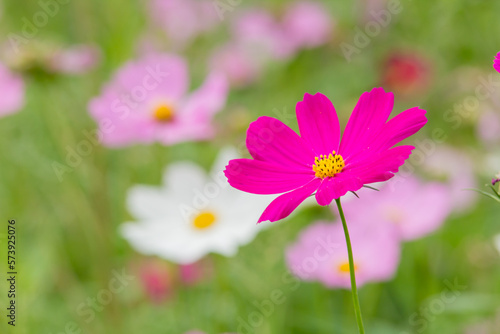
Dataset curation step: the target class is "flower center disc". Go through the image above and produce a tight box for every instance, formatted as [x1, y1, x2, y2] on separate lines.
[193, 212, 216, 230]
[313, 152, 345, 178]
[153, 104, 175, 122]
[338, 261, 357, 273]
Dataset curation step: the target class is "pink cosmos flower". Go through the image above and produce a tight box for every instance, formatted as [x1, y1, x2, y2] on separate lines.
[494, 52, 500, 74]
[225, 88, 427, 223]
[0, 62, 24, 117]
[423, 146, 478, 213]
[88, 53, 228, 147]
[209, 43, 262, 87]
[231, 9, 286, 61]
[149, 0, 219, 49]
[47, 45, 101, 74]
[286, 220, 401, 289]
[476, 109, 500, 146]
[341, 176, 451, 240]
[185, 332, 236, 334]
[281, 1, 333, 51]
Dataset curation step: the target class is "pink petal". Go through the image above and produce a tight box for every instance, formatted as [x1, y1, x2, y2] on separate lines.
[180, 71, 228, 120]
[315, 175, 363, 206]
[296, 93, 340, 155]
[258, 178, 322, 223]
[364, 107, 427, 157]
[0, 63, 24, 116]
[339, 87, 394, 161]
[225, 159, 315, 194]
[282, 1, 333, 50]
[346, 145, 414, 184]
[246, 116, 316, 170]
[114, 53, 188, 102]
[494, 52, 500, 74]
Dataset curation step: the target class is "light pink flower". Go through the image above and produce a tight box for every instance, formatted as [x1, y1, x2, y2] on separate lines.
[149, 0, 219, 49]
[423, 146, 478, 213]
[88, 53, 228, 147]
[286, 220, 401, 289]
[0, 62, 24, 117]
[476, 109, 500, 146]
[47, 45, 101, 74]
[231, 9, 285, 61]
[281, 1, 333, 51]
[232, 3, 333, 60]
[209, 43, 262, 87]
[185, 332, 236, 334]
[342, 176, 451, 240]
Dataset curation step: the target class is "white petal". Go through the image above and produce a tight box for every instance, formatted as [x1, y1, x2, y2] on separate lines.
[127, 186, 176, 220]
[163, 161, 207, 194]
[494, 234, 500, 256]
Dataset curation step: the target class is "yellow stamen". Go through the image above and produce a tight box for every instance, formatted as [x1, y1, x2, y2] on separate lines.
[193, 212, 216, 230]
[312, 151, 345, 178]
[153, 104, 174, 122]
[338, 261, 358, 273]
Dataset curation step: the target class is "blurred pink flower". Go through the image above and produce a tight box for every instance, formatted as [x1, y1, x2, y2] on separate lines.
[232, 2, 333, 60]
[209, 43, 262, 87]
[476, 109, 500, 146]
[179, 260, 212, 285]
[231, 9, 285, 61]
[286, 220, 401, 289]
[0, 62, 24, 117]
[381, 51, 433, 97]
[281, 1, 333, 51]
[149, 0, 219, 49]
[342, 176, 451, 240]
[225, 88, 427, 223]
[47, 45, 101, 74]
[494, 52, 500, 74]
[137, 259, 172, 303]
[89, 53, 228, 147]
[423, 146, 478, 213]
[185, 332, 236, 334]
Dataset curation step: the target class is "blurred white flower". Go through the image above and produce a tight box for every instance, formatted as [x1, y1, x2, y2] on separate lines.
[494, 235, 500, 256]
[121, 148, 272, 264]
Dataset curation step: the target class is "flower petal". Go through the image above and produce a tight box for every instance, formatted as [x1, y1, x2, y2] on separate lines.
[339, 88, 394, 160]
[258, 178, 322, 223]
[296, 93, 340, 155]
[364, 107, 426, 157]
[246, 116, 315, 170]
[345, 145, 414, 184]
[225, 159, 315, 194]
[315, 175, 364, 206]
[494, 52, 500, 74]
[181, 71, 228, 120]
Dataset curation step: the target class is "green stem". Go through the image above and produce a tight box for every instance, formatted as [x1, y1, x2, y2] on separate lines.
[335, 198, 365, 334]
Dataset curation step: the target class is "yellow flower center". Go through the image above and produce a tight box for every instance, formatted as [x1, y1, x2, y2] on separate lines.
[312, 152, 345, 178]
[153, 104, 175, 122]
[338, 261, 358, 273]
[192, 212, 216, 230]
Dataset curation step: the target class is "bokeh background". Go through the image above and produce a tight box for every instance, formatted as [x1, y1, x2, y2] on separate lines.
[1, 0, 500, 333]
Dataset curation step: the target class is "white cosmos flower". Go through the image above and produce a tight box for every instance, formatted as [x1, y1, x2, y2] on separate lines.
[120, 147, 273, 264]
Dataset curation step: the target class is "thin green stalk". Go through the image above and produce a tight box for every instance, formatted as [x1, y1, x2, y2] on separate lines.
[335, 198, 365, 334]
